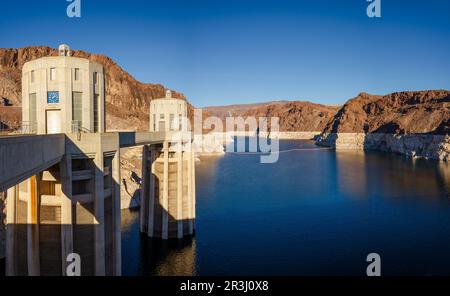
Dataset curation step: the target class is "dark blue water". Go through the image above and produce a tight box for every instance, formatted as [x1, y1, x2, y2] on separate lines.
[122, 139, 450, 276]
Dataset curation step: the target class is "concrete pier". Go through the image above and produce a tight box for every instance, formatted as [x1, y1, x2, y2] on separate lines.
[0, 130, 182, 276]
[140, 140, 196, 239]
[0, 130, 185, 275]
[4, 133, 122, 276]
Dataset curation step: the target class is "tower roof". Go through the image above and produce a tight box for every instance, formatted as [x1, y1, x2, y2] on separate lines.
[58, 44, 71, 57]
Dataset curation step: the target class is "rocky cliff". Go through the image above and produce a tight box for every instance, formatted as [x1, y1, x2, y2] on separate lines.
[243, 101, 339, 132]
[204, 101, 289, 120]
[322, 91, 449, 134]
[205, 101, 339, 132]
[0, 106, 21, 132]
[317, 90, 450, 160]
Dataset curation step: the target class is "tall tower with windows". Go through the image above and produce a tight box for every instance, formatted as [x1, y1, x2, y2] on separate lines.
[141, 90, 196, 239]
[21, 44, 105, 134]
[149, 90, 188, 132]
[8, 45, 121, 276]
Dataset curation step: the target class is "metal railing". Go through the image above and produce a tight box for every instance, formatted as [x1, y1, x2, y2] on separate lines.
[1, 120, 97, 136]
[71, 121, 92, 133]
[20, 121, 37, 134]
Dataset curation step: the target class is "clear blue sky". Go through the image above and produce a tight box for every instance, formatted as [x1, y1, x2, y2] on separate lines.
[1, 0, 449, 107]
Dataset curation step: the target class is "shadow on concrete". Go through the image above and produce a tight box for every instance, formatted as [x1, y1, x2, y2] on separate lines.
[2, 133, 193, 276]
[4, 135, 121, 276]
[122, 171, 142, 209]
[128, 189, 141, 209]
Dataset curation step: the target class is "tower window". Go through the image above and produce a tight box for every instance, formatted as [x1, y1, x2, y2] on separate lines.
[74, 68, 80, 81]
[170, 114, 175, 131]
[30, 70, 35, 83]
[50, 68, 56, 80]
[29, 93, 37, 133]
[94, 94, 99, 133]
[72, 92, 83, 131]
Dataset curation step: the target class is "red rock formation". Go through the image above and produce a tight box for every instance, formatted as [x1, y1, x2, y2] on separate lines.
[204, 101, 289, 120]
[206, 101, 339, 132]
[323, 91, 450, 135]
[0, 106, 21, 132]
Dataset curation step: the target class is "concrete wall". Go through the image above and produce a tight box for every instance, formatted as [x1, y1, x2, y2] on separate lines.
[0, 134, 65, 192]
[140, 142, 196, 239]
[5, 133, 122, 275]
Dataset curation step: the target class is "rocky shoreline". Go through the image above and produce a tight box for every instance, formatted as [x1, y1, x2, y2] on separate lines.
[211, 131, 449, 161]
[212, 131, 321, 140]
[263, 131, 321, 140]
[316, 133, 449, 161]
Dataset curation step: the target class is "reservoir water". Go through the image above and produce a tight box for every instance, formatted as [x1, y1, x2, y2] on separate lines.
[121, 139, 450, 276]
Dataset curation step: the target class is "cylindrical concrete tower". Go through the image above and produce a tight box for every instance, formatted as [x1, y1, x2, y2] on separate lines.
[149, 90, 188, 132]
[141, 91, 196, 239]
[21, 44, 105, 134]
[6, 45, 120, 276]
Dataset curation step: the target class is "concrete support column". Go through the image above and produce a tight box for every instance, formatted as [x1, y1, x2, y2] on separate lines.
[177, 142, 183, 239]
[0, 192, 5, 260]
[191, 147, 196, 232]
[6, 185, 17, 276]
[112, 150, 121, 276]
[142, 141, 194, 240]
[140, 145, 149, 233]
[94, 152, 105, 276]
[187, 144, 194, 235]
[27, 175, 40, 276]
[162, 141, 169, 240]
[60, 154, 73, 276]
[147, 147, 156, 238]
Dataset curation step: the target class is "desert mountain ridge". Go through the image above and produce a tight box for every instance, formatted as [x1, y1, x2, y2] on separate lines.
[204, 100, 340, 132]
[204, 101, 290, 119]
[323, 90, 450, 135]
